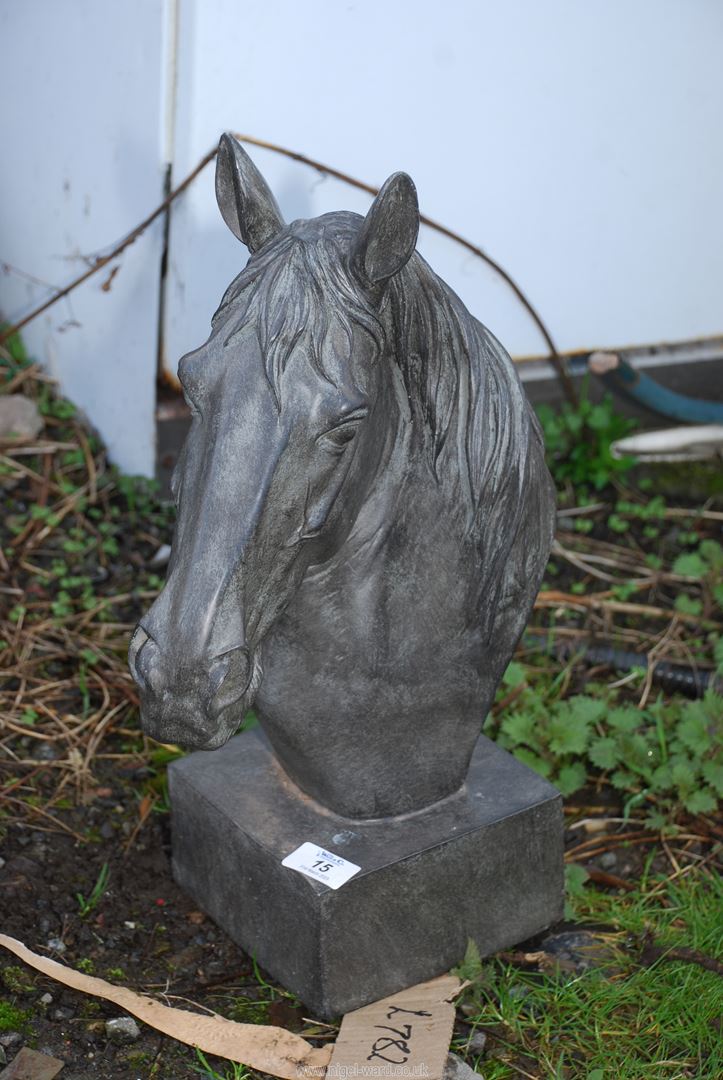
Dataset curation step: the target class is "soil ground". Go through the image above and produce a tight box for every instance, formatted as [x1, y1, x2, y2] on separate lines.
[1, 360, 721, 1078]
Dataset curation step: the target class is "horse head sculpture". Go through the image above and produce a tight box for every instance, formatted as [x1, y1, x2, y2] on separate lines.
[129, 133, 556, 819]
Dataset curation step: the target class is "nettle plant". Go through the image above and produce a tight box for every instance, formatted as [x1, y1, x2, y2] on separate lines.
[672, 539, 723, 618]
[536, 385, 636, 491]
[490, 662, 723, 820]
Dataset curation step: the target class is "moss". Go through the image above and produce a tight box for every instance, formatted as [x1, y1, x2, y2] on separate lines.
[631, 461, 723, 501]
[123, 1050, 152, 1067]
[1, 966, 34, 994]
[0, 1001, 31, 1033]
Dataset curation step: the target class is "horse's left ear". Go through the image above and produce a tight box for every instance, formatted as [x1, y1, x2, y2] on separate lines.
[352, 172, 419, 286]
[215, 133, 285, 253]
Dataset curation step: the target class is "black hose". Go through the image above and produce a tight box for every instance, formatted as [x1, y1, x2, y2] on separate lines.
[524, 633, 720, 699]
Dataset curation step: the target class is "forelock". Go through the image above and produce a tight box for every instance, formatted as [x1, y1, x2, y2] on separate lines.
[215, 214, 385, 403]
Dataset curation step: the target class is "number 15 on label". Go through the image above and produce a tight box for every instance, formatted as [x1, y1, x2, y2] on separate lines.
[282, 842, 361, 889]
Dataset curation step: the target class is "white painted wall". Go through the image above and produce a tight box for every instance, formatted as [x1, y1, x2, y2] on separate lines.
[2, 1, 722, 476]
[164, 0, 723, 378]
[0, 0, 168, 475]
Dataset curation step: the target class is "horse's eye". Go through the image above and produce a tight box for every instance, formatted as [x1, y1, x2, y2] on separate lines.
[318, 420, 361, 453]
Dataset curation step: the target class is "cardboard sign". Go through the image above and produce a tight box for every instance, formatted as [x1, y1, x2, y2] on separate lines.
[327, 975, 460, 1080]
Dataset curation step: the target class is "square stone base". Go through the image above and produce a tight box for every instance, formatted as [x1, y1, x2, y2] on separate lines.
[169, 728, 563, 1018]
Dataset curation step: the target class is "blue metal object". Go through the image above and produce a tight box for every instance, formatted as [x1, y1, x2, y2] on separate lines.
[592, 354, 723, 423]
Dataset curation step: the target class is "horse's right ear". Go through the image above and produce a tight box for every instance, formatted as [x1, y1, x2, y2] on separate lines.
[352, 172, 419, 287]
[215, 133, 285, 253]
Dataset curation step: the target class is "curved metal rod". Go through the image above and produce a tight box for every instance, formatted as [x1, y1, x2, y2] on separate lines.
[1, 135, 576, 404]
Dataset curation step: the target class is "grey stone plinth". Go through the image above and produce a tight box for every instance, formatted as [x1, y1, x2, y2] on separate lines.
[169, 728, 563, 1018]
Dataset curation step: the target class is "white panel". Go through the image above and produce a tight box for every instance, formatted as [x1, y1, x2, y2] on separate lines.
[0, 0, 167, 475]
[164, 0, 723, 374]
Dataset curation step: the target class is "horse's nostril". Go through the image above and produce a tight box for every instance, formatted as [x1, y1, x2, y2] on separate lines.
[128, 626, 147, 684]
[208, 653, 231, 695]
[208, 645, 253, 716]
[209, 646, 250, 689]
[128, 626, 159, 690]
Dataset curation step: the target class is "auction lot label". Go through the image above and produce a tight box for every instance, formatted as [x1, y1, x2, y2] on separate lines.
[281, 842, 361, 889]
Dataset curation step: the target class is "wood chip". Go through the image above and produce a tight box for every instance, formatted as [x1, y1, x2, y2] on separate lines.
[0, 1047, 64, 1080]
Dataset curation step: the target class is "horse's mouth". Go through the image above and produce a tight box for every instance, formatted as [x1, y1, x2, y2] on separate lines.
[139, 689, 251, 750]
[138, 653, 263, 751]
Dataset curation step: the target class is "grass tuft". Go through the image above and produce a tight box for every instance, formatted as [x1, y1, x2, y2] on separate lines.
[456, 869, 722, 1078]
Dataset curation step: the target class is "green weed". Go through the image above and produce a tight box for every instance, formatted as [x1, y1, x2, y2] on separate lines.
[76, 862, 110, 917]
[536, 385, 636, 491]
[0, 323, 31, 373]
[191, 1048, 250, 1079]
[491, 665, 722, 818]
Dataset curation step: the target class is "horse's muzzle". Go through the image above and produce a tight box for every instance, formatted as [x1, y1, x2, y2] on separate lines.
[128, 626, 258, 749]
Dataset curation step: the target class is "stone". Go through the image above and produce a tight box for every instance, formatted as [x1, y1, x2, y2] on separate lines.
[444, 1053, 480, 1080]
[599, 850, 617, 869]
[466, 1029, 488, 1055]
[0, 395, 42, 441]
[104, 1016, 141, 1044]
[130, 134, 556, 820]
[34, 744, 59, 762]
[46, 938, 66, 955]
[29, 842, 48, 862]
[170, 727, 563, 1018]
[129, 134, 560, 1009]
[2, 855, 40, 879]
[148, 543, 171, 568]
[540, 930, 615, 975]
[0, 1036, 22, 1051]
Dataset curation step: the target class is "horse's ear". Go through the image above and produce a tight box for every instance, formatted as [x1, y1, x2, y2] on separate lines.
[352, 172, 419, 287]
[215, 133, 285, 253]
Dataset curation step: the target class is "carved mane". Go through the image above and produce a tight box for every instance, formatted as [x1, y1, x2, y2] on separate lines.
[387, 248, 540, 638]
